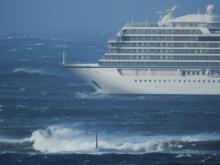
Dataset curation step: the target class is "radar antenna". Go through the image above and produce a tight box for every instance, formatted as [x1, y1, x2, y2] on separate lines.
[157, 5, 178, 25]
[156, 5, 177, 19]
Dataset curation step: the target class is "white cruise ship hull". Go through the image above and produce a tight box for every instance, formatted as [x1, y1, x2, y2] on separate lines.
[67, 65, 220, 95]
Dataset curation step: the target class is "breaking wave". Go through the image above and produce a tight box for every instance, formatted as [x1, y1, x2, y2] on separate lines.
[28, 126, 220, 154]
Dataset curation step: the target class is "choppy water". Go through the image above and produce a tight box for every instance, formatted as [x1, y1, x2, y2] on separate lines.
[0, 34, 220, 164]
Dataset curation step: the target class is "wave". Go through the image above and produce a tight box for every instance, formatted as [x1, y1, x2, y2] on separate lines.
[7, 49, 17, 52]
[0, 105, 3, 112]
[12, 66, 68, 77]
[74, 92, 169, 101]
[0, 137, 35, 154]
[13, 67, 43, 74]
[28, 126, 220, 154]
[75, 92, 111, 99]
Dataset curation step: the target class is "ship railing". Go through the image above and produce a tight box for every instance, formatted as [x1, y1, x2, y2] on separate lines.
[124, 22, 159, 27]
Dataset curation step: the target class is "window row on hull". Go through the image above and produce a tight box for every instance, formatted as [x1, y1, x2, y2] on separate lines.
[99, 61, 220, 68]
[121, 36, 198, 41]
[120, 36, 220, 42]
[122, 29, 202, 35]
[109, 49, 220, 54]
[109, 42, 220, 48]
[134, 79, 220, 83]
[104, 55, 220, 61]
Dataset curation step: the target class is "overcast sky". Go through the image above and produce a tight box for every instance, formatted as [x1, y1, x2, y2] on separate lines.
[0, 0, 220, 34]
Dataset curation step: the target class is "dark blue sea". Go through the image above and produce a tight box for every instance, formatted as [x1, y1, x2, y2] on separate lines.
[0, 33, 220, 165]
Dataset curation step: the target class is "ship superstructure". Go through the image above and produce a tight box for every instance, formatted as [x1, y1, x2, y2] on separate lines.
[65, 5, 220, 94]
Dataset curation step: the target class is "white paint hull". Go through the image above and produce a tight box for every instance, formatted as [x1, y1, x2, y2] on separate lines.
[70, 66, 220, 95]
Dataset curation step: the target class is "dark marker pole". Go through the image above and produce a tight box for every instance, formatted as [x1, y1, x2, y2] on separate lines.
[96, 133, 98, 149]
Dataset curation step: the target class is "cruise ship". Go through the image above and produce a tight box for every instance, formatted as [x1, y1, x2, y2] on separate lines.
[64, 5, 220, 95]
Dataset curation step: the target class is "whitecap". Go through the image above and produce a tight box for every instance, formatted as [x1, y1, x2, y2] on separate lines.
[19, 59, 29, 62]
[8, 49, 17, 52]
[0, 105, 3, 112]
[19, 88, 26, 92]
[52, 44, 69, 49]
[39, 56, 51, 59]
[6, 36, 13, 40]
[13, 67, 43, 74]
[34, 42, 44, 46]
[75, 92, 110, 99]
[29, 126, 220, 154]
[26, 47, 33, 50]
[68, 83, 76, 87]
[175, 153, 192, 158]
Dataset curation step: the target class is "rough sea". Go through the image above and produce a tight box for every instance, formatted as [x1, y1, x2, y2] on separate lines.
[0, 33, 220, 165]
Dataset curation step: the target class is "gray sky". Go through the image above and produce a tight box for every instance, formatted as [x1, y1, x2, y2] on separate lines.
[0, 0, 220, 34]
